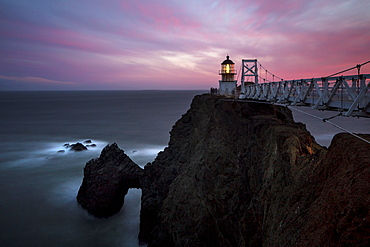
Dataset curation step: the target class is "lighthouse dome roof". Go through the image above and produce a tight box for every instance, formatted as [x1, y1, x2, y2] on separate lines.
[221, 55, 234, 65]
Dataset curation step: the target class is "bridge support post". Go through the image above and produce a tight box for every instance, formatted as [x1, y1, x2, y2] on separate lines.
[240, 59, 258, 98]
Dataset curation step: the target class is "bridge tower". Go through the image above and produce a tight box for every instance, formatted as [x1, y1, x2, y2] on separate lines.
[218, 55, 237, 96]
[240, 59, 258, 98]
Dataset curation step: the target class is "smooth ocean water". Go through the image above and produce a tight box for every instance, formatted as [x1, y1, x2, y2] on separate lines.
[0, 90, 205, 247]
[0, 90, 368, 247]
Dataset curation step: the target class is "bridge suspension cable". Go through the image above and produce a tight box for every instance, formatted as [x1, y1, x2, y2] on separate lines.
[288, 106, 370, 145]
[257, 61, 284, 82]
[254, 59, 370, 82]
[326, 60, 370, 78]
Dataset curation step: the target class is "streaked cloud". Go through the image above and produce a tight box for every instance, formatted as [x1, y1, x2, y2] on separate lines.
[0, 75, 76, 84]
[0, 0, 369, 90]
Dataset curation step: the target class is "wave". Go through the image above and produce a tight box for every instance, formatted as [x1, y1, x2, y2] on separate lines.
[48, 178, 82, 207]
[0, 139, 108, 169]
[0, 139, 165, 170]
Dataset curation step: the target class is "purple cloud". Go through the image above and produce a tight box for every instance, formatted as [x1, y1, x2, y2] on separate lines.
[1, 0, 369, 90]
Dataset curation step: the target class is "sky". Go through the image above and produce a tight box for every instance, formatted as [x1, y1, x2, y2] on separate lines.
[1, 0, 370, 90]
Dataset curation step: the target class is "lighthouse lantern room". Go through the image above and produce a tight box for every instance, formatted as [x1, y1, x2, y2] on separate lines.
[219, 55, 237, 97]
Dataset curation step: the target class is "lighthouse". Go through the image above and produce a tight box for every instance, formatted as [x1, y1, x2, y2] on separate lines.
[219, 55, 237, 97]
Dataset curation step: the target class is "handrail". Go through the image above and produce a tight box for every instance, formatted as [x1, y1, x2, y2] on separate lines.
[240, 74, 370, 117]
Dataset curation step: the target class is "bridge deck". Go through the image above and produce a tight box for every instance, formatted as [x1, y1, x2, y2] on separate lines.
[240, 74, 370, 117]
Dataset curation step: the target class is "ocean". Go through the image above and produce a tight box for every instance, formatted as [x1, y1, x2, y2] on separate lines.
[0, 90, 368, 247]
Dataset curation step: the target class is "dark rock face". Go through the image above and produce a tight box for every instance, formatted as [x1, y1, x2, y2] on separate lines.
[75, 94, 370, 246]
[139, 94, 370, 246]
[297, 133, 370, 246]
[77, 143, 143, 217]
[70, 142, 88, 151]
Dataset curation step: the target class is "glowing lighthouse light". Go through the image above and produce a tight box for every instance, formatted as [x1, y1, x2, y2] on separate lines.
[218, 55, 237, 97]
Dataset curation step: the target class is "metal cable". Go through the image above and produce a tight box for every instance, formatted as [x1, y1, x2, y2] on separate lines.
[257, 61, 284, 81]
[289, 106, 370, 145]
[326, 60, 370, 78]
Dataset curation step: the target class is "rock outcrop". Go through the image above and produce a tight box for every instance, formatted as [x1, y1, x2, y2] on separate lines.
[297, 133, 370, 246]
[76, 94, 370, 246]
[70, 142, 88, 151]
[138, 94, 370, 246]
[62, 140, 97, 152]
[77, 143, 143, 217]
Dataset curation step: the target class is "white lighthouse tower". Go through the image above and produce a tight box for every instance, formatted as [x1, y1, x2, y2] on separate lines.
[218, 55, 237, 97]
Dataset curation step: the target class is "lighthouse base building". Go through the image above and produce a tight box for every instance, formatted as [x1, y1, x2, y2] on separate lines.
[219, 81, 237, 96]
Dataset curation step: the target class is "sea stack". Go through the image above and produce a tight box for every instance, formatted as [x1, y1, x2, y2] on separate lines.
[77, 143, 143, 217]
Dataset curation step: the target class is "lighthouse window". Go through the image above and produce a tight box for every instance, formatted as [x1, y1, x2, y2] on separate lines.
[226, 64, 230, 73]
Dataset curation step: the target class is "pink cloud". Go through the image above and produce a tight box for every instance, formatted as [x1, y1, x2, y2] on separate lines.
[0, 75, 76, 85]
[1, 0, 370, 90]
[120, 1, 202, 35]
[2, 22, 115, 55]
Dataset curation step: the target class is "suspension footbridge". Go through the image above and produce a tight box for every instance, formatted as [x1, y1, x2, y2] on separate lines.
[236, 59, 370, 118]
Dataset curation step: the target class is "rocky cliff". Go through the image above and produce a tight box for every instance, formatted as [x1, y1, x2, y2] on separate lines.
[77, 94, 370, 246]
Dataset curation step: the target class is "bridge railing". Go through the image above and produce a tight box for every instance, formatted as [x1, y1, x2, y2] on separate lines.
[240, 74, 370, 117]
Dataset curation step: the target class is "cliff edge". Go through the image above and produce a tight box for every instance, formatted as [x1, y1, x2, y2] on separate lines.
[139, 94, 370, 246]
[77, 94, 370, 246]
